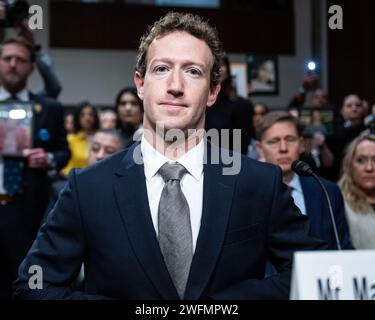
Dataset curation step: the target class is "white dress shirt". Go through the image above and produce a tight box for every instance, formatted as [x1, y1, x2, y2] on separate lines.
[0, 87, 30, 194]
[288, 174, 307, 215]
[0, 87, 29, 102]
[141, 135, 204, 253]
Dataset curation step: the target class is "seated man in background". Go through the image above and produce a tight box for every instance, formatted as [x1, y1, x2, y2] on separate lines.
[256, 111, 352, 250]
[44, 128, 123, 222]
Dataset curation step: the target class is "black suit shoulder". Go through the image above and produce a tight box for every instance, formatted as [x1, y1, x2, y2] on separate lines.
[30, 92, 62, 108]
[301, 175, 341, 195]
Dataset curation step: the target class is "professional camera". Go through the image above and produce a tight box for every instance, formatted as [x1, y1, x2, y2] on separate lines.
[0, 0, 30, 28]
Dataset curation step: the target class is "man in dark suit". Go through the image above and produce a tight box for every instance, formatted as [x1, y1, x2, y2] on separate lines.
[0, 38, 70, 299]
[14, 12, 325, 300]
[256, 111, 352, 250]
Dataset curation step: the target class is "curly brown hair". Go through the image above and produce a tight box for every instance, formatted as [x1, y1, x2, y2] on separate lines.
[136, 12, 224, 89]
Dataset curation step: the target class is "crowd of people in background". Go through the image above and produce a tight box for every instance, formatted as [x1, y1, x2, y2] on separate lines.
[0, 18, 374, 299]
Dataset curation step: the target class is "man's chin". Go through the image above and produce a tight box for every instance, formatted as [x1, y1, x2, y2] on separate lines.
[279, 164, 292, 174]
[3, 79, 22, 91]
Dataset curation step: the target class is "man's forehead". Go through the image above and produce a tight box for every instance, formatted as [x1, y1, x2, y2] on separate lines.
[1, 43, 31, 59]
[2, 43, 28, 53]
[264, 122, 299, 137]
[146, 31, 213, 67]
[93, 133, 120, 145]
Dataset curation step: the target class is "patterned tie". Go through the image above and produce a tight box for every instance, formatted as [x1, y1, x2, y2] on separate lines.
[2, 95, 25, 196]
[158, 162, 192, 299]
[3, 158, 24, 195]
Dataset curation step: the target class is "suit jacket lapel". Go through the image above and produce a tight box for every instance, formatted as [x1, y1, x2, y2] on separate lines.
[29, 93, 47, 146]
[112, 142, 179, 299]
[300, 176, 321, 227]
[185, 143, 237, 299]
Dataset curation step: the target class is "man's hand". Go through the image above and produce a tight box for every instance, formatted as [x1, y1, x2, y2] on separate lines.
[23, 148, 49, 169]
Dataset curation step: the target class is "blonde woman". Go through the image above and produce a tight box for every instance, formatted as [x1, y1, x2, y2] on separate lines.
[339, 132, 375, 249]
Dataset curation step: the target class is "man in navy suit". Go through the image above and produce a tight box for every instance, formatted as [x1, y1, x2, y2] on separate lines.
[0, 38, 70, 299]
[14, 12, 325, 300]
[256, 111, 352, 250]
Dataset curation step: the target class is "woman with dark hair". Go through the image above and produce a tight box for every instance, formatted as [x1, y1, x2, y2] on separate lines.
[115, 87, 144, 146]
[62, 101, 99, 176]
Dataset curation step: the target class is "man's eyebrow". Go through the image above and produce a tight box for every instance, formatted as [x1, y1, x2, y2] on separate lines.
[149, 58, 208, 71]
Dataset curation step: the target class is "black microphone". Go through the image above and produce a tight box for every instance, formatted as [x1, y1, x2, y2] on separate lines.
[291, 160, 342, 250]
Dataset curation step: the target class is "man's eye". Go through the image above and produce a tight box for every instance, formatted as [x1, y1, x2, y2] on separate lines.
[105, 148, 115, 154]
[187, 68, 201, 76]
[267, 139, 279, 145]
[154, 66, 168, 73]
[286, 136, 298, 143]
[91, 144, 100, 152]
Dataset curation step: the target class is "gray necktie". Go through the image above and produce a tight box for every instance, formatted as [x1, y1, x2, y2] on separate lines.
[158, 162, 193, 299]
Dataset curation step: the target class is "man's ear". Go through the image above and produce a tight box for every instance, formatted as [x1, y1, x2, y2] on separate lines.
[134, 71, 145, 100]
[206, 83, 221, 108]
[255, 140, 265, 160]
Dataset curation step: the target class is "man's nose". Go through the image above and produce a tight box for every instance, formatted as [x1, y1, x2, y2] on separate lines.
[279, 140, 288, 152]
[9, 58, 17, 68]
[167, 70, 184, 97]
[95, 149, 105, 162]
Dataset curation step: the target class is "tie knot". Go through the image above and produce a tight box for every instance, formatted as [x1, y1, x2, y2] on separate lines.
[158, 162, 187, 182]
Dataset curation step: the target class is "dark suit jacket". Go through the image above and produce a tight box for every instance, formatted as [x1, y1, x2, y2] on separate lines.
[22, 93, 70, 236]
[205, 94, 254, 155]
[14, 142, 326, 300]
[0, 93, 70, 299]
[299, 176, 352, 250]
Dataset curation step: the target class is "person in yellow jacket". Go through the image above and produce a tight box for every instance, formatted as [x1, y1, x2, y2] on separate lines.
[63, 102, 99, 176]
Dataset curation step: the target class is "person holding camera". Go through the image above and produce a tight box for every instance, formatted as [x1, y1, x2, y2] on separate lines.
[0, 0, 63, 98]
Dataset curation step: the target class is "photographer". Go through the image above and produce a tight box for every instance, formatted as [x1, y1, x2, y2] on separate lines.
[0, 0, 62, 98]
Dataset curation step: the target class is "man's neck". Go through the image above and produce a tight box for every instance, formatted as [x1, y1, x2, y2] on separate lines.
[283, 172, 295, 185]
[143, 127, 203, 160]
[2, 85, 26, 97]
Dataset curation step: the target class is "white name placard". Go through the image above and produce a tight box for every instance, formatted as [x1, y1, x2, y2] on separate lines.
[290, 250, 375, 300]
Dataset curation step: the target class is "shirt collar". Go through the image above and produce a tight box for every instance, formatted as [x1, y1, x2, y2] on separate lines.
[288, 173, 303, 194]
[141, 135, 204, 182]
[0, 87, 29, 102]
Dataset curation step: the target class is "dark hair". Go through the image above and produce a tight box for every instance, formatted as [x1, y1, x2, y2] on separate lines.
[220, 54, 236, 98]
[73, 101, 100, 133]
[256, 111, 300, 140]
[94, 128, 123, 147]
[115, 87, 143, 111]
[0, 37, 36, 63]
[136, 11, 224, 88]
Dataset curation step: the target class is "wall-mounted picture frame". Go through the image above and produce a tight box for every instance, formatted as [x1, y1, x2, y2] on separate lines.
[230, 62, 248, 99]
[246, 55, 279, 96]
